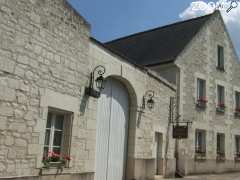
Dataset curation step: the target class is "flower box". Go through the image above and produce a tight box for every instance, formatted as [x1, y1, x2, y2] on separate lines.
[196, 98, 208, 109]
[216, 103, 225, 113]
[195, 151, 206, 161]
[42, 151, 71, 169]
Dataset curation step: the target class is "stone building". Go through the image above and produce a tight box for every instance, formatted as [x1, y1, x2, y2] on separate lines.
[106, 10, 240, 176]
[0, 0, 176, 180]
[0, 0, 239, 180]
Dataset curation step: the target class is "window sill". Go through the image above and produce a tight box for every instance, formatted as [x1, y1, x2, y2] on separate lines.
[195, 153, 206, 161]
[196, 102, 207, 109]
[216, 107, 225, 114]
[216, 67, 225, 72]
[216, 155, 225, 162]
[39, 166, 71, 175]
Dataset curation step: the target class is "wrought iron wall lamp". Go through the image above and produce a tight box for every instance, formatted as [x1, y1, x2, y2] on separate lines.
[142, 90, 155, 110]
[85, 65, 106, 98]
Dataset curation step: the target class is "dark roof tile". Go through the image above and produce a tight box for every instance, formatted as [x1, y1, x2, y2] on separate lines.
[105, 12, 216, 66]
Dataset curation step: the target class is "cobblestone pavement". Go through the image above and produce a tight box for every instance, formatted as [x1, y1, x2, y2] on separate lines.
[165, 172, 240, 180]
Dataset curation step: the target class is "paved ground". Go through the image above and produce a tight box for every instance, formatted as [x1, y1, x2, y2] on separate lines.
[164, 172, 240, 180]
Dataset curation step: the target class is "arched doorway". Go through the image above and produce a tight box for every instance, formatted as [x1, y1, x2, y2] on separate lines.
[95, 78, 129, 180]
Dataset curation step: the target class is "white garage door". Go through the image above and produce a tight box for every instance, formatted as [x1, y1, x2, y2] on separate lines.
[95, 78, 129, 180]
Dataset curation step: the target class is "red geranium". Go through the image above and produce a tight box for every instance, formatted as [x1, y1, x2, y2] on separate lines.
[218, 103, 225, 107]
[198, 96, 208, 102]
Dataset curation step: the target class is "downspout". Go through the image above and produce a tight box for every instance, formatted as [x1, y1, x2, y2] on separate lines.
[175, 67, 183, 177]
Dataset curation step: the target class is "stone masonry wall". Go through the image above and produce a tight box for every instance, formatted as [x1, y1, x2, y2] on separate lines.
[90, 41, 176, 179]
[0, 0, 91, 177]
[0, 0, 177, 179]
[175, 11, 240, 174]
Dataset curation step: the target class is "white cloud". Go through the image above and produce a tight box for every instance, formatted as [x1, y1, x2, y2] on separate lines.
[179, 1, 214, 19]
[179, 0, 240, 59]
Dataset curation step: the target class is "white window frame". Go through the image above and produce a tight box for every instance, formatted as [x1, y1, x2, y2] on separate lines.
[217, 45, 224, 70]
[235, 91, 240, 109]
[236, 135, 240, 155]
[44, 112, 65, 155]
[217, 85, 225, 105]
[217, 133, 225, 155]
[195, 129, 206, 154]
[197, 78, 206, 100]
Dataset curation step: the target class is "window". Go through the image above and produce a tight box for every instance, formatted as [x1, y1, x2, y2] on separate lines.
[43, 109, 72, 162]
[217, 45, 224, 71]
[235, 92, 240, 112]
[217, 133, 225, 157]
[235, 136, 240, 158]
[217, 85, 225, 111]
[197, 78, 207, 108]
[195, 130, 206, 155]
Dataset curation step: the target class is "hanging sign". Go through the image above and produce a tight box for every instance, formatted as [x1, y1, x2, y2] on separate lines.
[172, 125, 188, 139]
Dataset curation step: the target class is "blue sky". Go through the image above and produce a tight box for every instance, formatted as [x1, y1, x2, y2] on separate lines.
[67, 0, 240, 58]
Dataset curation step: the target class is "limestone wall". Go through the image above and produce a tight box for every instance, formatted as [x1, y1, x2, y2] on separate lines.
[0, 0, 91, 178]
[0, 0, 176, 179]
[175, 11, 240, 174]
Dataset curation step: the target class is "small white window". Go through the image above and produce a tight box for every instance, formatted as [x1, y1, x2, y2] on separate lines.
[235, 135, 240, 157]
[197, 78, 206, 100]
[235, 92, 240, 111]
[43, 109, 72, 162]
[217, 133, 225, 157]
[217, 45, 224, 71]
[217, 85, 225, 109]
[195, 130, 206, 155]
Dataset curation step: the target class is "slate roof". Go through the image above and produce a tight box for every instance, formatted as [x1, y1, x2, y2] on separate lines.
[105, 12, 217, 66]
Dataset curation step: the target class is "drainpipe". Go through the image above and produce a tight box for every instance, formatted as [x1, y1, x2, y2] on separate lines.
[175, 67, 182, 177]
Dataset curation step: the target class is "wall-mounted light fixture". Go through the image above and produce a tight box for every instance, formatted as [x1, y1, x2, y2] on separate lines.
[142, 90, 155, 110]
[85, 65, 106, 98]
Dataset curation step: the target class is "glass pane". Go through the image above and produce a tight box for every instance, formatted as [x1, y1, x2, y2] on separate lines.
[237, 137, 240, 152]
[218, 46, 224, 68]
[44, 130, 50, 145]
[53, 131, 63, 146]
[236, 92, 240, 108]
[55, 115, 64, 130]
[46, 113, 52, 128]
[217, 134, 220, 151]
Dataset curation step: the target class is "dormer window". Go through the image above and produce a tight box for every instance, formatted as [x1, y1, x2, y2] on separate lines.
[217, 45, 224, 71]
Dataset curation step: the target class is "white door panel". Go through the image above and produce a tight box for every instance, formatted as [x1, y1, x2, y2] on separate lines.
[107, 80, 129, 180]
[95, 79, 129, 180]
[95, 80, 112, 180]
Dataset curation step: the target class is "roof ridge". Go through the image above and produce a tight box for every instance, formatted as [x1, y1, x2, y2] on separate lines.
[105, 11, 216, 44]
